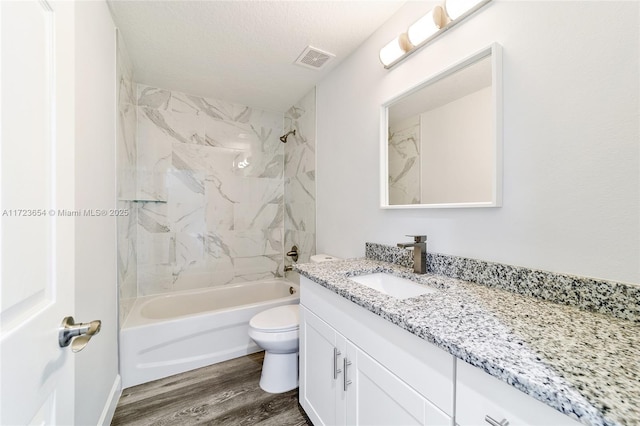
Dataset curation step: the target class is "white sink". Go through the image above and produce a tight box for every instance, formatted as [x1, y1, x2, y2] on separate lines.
[349, 272, 437, 299]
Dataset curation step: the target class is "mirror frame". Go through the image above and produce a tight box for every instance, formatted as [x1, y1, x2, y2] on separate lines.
[380, 43, 503, 209]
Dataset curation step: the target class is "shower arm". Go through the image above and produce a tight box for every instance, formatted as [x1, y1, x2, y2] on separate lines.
[279, 129, 296, 143]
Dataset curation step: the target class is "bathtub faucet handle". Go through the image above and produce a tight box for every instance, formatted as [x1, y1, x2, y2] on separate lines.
[286, 245, 299, 262]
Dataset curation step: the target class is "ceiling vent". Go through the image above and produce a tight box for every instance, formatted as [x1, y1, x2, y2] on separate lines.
[294, 46, 335, 70]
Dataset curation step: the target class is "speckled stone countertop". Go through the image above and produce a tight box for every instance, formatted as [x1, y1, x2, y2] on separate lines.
[295, 258, 640, 426]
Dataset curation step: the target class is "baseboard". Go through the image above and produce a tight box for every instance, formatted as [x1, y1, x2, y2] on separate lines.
[98, 374, 122, 425]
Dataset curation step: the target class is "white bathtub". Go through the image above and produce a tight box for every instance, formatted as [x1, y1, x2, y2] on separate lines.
[120, 279, 299, 388]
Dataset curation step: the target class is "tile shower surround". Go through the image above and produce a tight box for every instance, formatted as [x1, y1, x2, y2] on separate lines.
[284, 89, 316, 268]
[116, 35, 138, 325]
[134, 85, 285, 295]
[365, 242, 639, 322]
[126, 85, 316, 298]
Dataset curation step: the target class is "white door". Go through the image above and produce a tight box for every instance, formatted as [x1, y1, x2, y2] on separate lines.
[1, 1, 76, 424]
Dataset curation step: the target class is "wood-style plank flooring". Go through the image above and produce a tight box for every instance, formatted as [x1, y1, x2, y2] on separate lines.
[111, 352, 312, 426]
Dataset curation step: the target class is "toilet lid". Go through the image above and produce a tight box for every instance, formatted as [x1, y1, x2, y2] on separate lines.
[250, 304, 299, 332]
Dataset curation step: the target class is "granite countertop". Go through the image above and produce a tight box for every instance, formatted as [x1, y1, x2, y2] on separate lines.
[294, 258, 640, 426]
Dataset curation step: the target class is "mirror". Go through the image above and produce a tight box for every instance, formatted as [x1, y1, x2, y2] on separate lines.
[381, 43, 502, 208]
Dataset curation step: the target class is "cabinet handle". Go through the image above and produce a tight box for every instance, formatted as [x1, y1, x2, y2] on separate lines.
[485, 415, 509, 426]
[343, 358, 352, 391]
[333, 348, 342, 380]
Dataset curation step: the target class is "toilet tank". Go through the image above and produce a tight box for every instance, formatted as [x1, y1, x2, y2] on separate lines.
[310, 254, 340, 264]
[286, 253, 340, 285]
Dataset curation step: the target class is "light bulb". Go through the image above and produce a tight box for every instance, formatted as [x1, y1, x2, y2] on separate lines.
[444, 0, 485, 21]
[379, 33, 413, 67]
[407, 7, 446, 46]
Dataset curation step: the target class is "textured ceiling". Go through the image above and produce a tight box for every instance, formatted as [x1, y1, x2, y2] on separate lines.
[108, 1, 405, 112]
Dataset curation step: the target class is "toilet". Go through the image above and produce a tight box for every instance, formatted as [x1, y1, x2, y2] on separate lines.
[248, 253, 339, 393]
[248, 304, 300, 393]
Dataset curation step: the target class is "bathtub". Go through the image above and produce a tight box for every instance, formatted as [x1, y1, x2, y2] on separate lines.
[120, 278, 299, 388]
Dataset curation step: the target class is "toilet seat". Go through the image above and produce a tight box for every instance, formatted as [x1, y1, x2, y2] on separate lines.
[249, 304, 299, 333]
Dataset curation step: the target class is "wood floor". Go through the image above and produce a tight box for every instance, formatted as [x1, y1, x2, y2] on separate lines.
[111, 352, 312, 426]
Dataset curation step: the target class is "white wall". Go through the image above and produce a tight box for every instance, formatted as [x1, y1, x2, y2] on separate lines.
[316, 1, 639, 284]
[74, 1, 120, 424]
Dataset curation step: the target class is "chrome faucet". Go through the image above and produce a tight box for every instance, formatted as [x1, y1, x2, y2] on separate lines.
[397, 235, 427, 274]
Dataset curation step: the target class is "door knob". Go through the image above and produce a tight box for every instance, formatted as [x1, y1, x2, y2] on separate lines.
[58, 316, 101, 352]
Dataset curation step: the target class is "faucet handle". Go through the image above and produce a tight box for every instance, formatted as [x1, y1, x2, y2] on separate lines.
[405, 235, 426, 242]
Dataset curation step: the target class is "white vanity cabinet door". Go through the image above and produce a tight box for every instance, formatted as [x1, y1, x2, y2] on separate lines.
[345, 341, 452, 426]
[301, 304, 452, 426]
[456, 360, 582, 426]
[300, 306, 346, 426]
[301, 276, 455, 417]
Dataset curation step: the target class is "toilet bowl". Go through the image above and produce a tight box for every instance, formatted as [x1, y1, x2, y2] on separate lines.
[248, 304, 300, 393]
[249, 254, 339, 393]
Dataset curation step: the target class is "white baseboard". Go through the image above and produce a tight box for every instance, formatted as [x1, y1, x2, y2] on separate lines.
[98, 374, 122, 426]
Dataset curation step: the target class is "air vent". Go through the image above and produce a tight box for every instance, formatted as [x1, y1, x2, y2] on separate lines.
[294, 46, 335, 70]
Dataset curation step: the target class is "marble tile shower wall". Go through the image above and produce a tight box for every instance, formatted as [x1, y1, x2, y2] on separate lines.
[135, 84, 285, 296]
[388, 116, 420, 205]
[284, 89, 316, 268]
[116, 35, 137, 326]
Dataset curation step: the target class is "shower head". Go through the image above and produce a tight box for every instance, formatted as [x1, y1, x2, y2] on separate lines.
[279, 129, 296, 143]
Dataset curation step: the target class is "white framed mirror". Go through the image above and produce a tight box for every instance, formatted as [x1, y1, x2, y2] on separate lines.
[380, 43, 502, 209]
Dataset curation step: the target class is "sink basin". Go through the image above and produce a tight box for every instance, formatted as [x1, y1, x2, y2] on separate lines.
[349, 273, 437, 299]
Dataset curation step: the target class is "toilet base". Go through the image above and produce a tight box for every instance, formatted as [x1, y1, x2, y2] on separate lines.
[259, 351, 298, 393]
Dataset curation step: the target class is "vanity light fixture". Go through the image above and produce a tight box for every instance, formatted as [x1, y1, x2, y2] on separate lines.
[406, 6, 447, 46]
[379, 33, 414, 69]
[380, 0, 491, 69]
[444, 0, 487, 20]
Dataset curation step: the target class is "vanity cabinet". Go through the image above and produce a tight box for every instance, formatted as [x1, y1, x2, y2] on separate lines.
[300, 274, 599, 426]
[456, 360, 582, 426]
[300, 277, 454, 426]
[301, 307, 451, 426]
